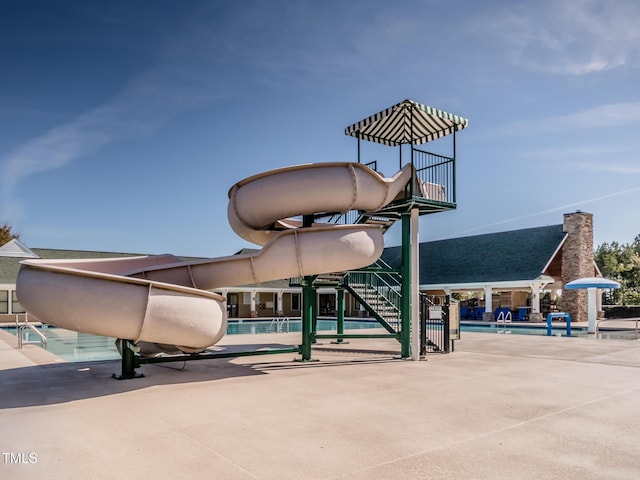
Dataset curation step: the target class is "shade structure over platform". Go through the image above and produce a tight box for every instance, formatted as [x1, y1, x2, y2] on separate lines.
[345, 99, 469, 146]
[565, 277, 620, 333]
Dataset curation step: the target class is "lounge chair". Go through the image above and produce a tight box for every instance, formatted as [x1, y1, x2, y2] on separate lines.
[513, 307, 528, 321]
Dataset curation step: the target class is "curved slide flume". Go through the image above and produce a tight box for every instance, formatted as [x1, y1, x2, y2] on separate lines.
[16, 162, 411, 353]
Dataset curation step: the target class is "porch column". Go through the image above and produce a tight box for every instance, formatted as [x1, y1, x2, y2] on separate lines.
[276, 290, 284, 316]
[220, 289, 228, 316]
[250, 290, 258, 318]
[529, 283, 543, 322]
[483, 286, 493, 321]
[587, 287, 598, 334]
[596, 288, 603, 318]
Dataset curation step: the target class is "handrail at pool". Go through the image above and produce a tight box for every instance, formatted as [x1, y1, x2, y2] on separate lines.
[268, 316, 291, 333]
[17, 321, 48, 350]
[595, 317, 639, 340]
[546, 312, 571, 337]
[496, 310, 512, 334]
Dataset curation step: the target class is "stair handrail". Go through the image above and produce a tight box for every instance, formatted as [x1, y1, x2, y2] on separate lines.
[340, 257, 403, 335]
[326, 209, 360, 226]
[346, 270, 401, 308]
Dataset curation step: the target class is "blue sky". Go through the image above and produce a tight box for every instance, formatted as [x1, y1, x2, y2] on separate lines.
[1, 0, 639, 257]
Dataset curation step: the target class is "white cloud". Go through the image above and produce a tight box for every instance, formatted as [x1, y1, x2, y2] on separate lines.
[519, 145, 622, 160]
[478, 0, 640, 75]
[505, 102, 640, 134]
[0, 62, 223, 218]
[560, 162, 640, 174]
[450, 185, 640, 237]
[517, 140, 639, 175]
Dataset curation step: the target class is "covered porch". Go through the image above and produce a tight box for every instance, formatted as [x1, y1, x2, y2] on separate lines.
[422, 278, 558, 322]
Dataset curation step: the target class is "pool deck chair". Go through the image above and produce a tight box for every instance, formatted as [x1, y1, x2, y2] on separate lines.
[513, 307, 529, 321]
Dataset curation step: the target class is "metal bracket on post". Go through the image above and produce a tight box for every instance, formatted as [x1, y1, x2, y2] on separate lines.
[113, 339, 144, 380]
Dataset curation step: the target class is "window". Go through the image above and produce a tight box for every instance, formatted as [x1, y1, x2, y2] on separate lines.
[0, 291, 8, 314]
[291, 293, 300, 311]
[11, 290, 25, 314]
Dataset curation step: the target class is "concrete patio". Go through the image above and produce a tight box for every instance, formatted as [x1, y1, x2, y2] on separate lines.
[1, 328, 639, 479]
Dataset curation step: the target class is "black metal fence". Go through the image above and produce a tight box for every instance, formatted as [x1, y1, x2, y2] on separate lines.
[412, 148, 455, 204]
[420, 294, 450, 354]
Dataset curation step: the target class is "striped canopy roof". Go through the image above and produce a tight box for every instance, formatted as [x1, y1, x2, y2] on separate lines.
[345, 99, 469, 146]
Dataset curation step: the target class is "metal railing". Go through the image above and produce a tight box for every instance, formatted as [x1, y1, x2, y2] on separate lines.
[596, 317, 639, 340]
[17, 315, 47, 350]
[343, 258, 402, 332]
[412, 148, 455, 203]
[420, 294, 450, 354]
[365, 160, 378, 172]
[325, 161, 382, 226]
[346, 272, 401, 311]
[326, 209, 360, 226]
[268, 316, 292, 333]
[496, 310, 512, 334]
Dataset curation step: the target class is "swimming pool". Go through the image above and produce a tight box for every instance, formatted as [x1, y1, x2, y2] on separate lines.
[227, 318, 380, 335]
[4, 319, 635, 363]
[461, 324, 581, 336]
[461, 323, 640, 339]
[7, 325, 121, 362]
[4, 319, 382, 362]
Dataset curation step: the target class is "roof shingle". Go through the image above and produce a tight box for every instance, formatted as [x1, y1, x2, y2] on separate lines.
[381, 224, 566, 285]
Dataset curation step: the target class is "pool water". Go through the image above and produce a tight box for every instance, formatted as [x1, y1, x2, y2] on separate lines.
[462, 325, 579, 336]
[4, 320, 635, 363]
[227, 318, 380, 335]
[4, 319, 381, 362]
[462, 323, 640, 339]
[10, 326, 121, 362]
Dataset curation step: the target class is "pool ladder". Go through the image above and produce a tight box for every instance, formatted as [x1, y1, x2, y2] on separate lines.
[16, 315, 48, 350]
[268, 316, 291, 333]
[496, 311, 512, 334]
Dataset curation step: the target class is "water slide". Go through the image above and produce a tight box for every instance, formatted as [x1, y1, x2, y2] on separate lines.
[16, 162, 412, 353]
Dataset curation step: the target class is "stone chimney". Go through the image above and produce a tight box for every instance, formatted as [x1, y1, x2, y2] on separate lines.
[560, 211, 594, 323]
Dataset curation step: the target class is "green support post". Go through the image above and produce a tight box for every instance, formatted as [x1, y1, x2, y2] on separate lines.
[298, 214, 318, 361]
[332, 286, 348, 344]
[311, 293, 318, 343]
[400, 212, 412, 358]
[299, 279, 317, 361]
[112, 339, 144, 380]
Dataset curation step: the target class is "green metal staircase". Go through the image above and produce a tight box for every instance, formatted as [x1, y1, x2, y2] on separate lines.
[342, 261, 402, 336]
[316, 163, 404, 337]
[297, 149, 459, 354]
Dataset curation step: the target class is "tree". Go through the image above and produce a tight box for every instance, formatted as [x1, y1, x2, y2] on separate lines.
[595, 240, 640, 305]
[0, 223, 20, 246]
